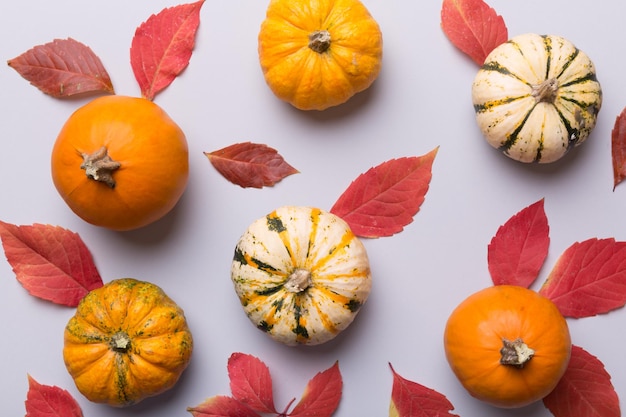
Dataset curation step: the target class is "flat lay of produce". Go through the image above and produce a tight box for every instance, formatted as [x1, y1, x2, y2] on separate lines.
[1, 0, 625, 416]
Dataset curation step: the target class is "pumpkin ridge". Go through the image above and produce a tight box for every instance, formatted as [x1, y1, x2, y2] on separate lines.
[553, 47, 580, 80]
[500, 103, 538, 152]
[474, 95, 529, 114]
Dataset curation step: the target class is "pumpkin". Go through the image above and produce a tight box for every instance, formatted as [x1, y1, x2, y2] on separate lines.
[472, 33, 602, 163]
[63, 278, 193, 407]
[443, 285, 571, 408]
[231, 206, 372, 346]
[51, 95, 189, 231]
[258, 0, 383, 111]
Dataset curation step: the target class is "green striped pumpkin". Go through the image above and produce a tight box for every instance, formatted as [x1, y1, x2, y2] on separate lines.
[231, 206, 372, 346]
[472, 33, 602, 163]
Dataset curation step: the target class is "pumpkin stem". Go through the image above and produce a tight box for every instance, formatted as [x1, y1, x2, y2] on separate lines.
[531, 78, 559, 104]
[284, 268, 312, 293]
[80, 146, 121, 188]
[110, 331, 132, 353]
[500, 338, 535, 368]
[308, 30, 331, 53]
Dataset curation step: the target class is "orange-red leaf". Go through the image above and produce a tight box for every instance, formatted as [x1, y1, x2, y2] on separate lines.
[187, 395, 261, 417]
[131, 0, 205, 100]
[288, 361, 342, 417]
[488, 199, 550, 288]
[611, 107, 626, 190]
[330, 148, 438, 238]
[7, 38, 113, 97]
[25, 375, 83, 417]
[206, 142, 299, 188]
[389, 364, 459, 417]
[543, 345, 620, 417]
[228, 353, 276, 414]
[440, 0, 508, 65]
[0, 221, 103, 307]
[539, 238, 626, 318]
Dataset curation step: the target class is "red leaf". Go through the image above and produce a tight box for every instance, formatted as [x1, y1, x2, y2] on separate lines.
[7, 38, 114, 97]
[0, 221, 103, 307]
[487, 199, 550, 287]
[227, 353, 277, 414]
[131, 0, 205, 100]
[538, 238, 626, 318]
[330, 148, 438, 238]
[187, 395, 261, 417]
[440, 0, 508, 65]
[206, 142, 299, 188]
[611, 107, 626, 190]
[389, 364, 459, 417]
[25, 375, 83, 417]
[543, 345, 620, 417]
[288, 361, 342, 417]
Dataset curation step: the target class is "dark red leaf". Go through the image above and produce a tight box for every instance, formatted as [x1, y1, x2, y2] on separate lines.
[488, 199, 550, 287]
[25, 375, 83, 417]
[7, 38, 114, 97]
[538, 238, 626, 318]
[187, 395, 261, 417]
[206, 142, 299, 188]
[288, 361, 342, 417]
[131, 0, 205, 100]
[611, 107, 626, 190]
[543, 345, 620, 417]
[227, 353, 277, 414]
[441, 0, 508, 65]
[389, 364, 459, 417]
[0, 221, 103, 307]
[330, 148, 438, 238]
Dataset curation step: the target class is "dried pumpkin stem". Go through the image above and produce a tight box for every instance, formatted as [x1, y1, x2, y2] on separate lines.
[308, 30, 331, 53]
[110, 331, 132, 353]
[284, 268, 312, 293]
[531, 78, 559, 104]
[500, 338, 535, 368]
[80, 146, 121, 188]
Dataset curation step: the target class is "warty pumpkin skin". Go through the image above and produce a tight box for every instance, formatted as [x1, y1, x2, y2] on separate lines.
[443, 285, 571, 408]
[231, 206, 372, 346]
[472, 33, 602, 163]
[51, 95, 189, 231]
[63, 278, 193, 407]
[258, 0, 383, 111]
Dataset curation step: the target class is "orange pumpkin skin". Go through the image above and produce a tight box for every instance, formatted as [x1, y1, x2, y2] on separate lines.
[443, 285, 571, 408]
[51, 95, 189, 231]
[258, 0, 383, 111]
[63, 278, 193, 407]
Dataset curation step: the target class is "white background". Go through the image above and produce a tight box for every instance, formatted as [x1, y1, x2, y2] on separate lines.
[1, 1, 625, 416]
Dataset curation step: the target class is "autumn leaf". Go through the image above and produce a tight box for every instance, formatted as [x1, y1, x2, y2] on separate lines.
[487, 199, 550, 288]
[440, 0, 508, 65]
[187, 395, 261, 417]
[538, 238, 626, 318]
[330, 148, 438, 238]
[25, 375, 83, 417]
[131, 0, 205, 101]
[611, 107, 626, 190]
[388, 364, 459, 417]
[288, 361, 342, 417]
[0, 221, 103, 307]
[206, 142, 299, 188]
[7, 38, 114, 98]
[228, 353, 277, 414]
[543, 345, 620, 417]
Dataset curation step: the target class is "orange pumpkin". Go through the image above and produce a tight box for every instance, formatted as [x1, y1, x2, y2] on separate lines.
[443, 285, 571, 408]
[63, 278, 193, 407]
[258, 0, 383, 111]
[51, 95, 189, 231]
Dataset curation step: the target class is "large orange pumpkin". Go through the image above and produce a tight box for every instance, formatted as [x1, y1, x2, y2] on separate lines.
[51, 95, 189, 231]
[443, 285, 571, 408]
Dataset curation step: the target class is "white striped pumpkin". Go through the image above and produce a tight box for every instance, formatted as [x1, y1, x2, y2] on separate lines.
[231, 206, 371, 346]
[472, 33, 602, 163]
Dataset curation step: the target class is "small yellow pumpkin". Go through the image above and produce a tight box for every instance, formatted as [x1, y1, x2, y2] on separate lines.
[258, 0, 383, 111]
[63, 278, 193, 407]
[472, 33, 602, 163]
[231, 206, 372, 345]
